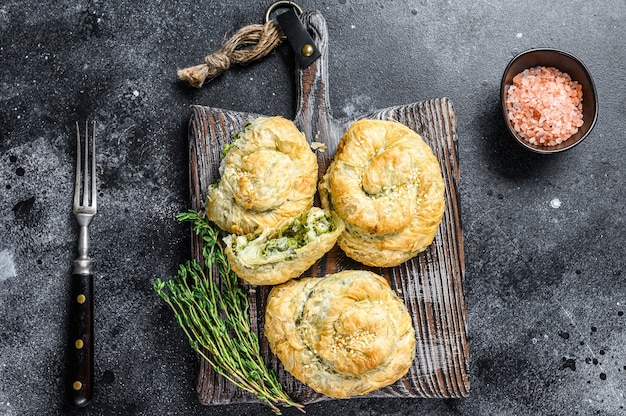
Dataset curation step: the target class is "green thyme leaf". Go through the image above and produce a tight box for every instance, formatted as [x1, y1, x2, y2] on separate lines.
[155, 210, 303, 415]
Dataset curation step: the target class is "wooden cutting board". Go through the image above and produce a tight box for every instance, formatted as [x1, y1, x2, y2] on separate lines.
[187, 10, 469, 406]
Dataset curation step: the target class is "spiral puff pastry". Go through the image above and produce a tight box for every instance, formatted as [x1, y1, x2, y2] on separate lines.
[206, 116, 318, 235]
[223, 207, 344, 286]
[319, 119, 445, 267]
[264, 270, 416, 398]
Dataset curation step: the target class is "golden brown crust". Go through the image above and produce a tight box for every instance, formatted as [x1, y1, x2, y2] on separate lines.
[206, 116, 318, 235]
[319, 119, 445, 267]
[223, 208, 344, 286]
[264, 270, 416, 398]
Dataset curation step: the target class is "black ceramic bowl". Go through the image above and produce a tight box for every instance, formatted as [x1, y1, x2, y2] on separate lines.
[500, 48, 598, 153]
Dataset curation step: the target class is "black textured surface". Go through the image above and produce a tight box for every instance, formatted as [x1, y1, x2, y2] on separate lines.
[1, 1, 625, 415]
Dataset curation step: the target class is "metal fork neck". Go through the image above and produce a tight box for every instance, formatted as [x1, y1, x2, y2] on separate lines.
[73, 217, 93, 275]
[73, 258, 93, 275]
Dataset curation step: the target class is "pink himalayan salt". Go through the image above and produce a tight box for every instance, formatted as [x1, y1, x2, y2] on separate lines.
[506, 66, 584, 146]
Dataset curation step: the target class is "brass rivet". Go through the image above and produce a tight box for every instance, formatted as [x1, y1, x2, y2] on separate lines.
[75, 339, 84, 349]
[301, 43, 314, 57]
[76, 294, 86, 304]
[73, 381, 82, 390]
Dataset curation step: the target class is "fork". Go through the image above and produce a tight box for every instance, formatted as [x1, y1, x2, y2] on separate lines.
[68, 121, 97, 407]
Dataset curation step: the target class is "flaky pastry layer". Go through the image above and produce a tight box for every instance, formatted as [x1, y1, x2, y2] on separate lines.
[207, 116, 318, 235]
[265, 270, 416, 398]
[319, 119, 445, 267]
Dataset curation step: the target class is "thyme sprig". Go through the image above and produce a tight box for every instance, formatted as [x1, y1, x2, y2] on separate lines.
[154, 210, 303, 414]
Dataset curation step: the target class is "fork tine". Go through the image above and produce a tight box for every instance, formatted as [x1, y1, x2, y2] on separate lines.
[82, 121, 90, 207]
[91, 121, 97, 208]
[74, 121, 82, 209]
[73, 121, 97, 211]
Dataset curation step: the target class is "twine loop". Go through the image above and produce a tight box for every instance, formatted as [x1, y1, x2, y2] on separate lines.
[177, 21, 285, 88]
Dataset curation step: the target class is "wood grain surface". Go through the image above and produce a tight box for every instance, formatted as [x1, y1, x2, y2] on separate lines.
[187, 10, 469, 406]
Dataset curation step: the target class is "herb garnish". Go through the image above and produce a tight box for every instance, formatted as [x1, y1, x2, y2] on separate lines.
[154, 210, 303, 414]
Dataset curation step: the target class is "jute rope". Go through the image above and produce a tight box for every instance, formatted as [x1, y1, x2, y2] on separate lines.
[177, 21, 285, 88]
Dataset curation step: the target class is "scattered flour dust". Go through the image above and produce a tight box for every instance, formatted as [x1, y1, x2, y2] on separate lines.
[0, 401, 16, 416]
[0, 249, 17, 282]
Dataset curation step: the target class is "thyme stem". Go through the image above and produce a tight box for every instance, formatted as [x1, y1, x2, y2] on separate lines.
[154, 210, 304, 414]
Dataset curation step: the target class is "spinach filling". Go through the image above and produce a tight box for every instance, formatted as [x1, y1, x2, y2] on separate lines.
[231, 210, 337, 264]
[221, 121, 252, 158]
[261, 211, 336, 258]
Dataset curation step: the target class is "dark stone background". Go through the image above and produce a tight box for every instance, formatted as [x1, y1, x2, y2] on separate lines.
[1, 1, 624, 415]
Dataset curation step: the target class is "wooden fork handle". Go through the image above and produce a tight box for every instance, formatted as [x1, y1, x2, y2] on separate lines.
[67, 272, 93, 407]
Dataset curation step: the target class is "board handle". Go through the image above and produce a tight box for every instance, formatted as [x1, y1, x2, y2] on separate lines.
[294, 11, 346, 173]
